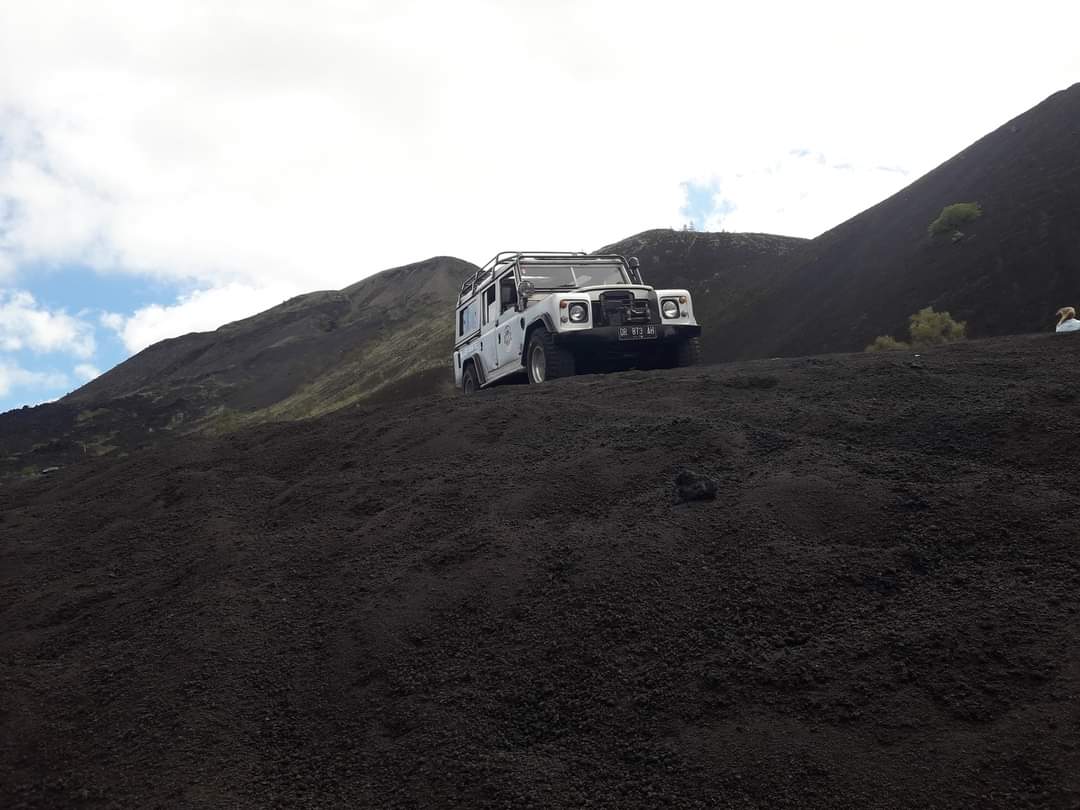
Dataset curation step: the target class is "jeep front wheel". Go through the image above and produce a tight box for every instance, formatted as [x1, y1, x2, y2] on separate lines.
[526, 328, 576, 384]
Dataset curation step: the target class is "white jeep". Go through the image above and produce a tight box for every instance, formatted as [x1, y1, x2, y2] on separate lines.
[452, 251, 701, 393]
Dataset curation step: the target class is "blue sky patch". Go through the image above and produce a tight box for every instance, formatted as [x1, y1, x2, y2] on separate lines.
[0, 263, 186, 413]
[25, 262, 180, 315]
[680, 180, 736, 231]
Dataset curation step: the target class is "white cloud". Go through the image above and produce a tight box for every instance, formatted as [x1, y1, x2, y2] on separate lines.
[0, 360, 69, 398]
[0, 290, 96, 357]
[0, 0, 1077, 300]
[99, 311, 125, 333]
[102, 281, 301, 353]
[685, 154, 916, 238]
[74, 363, 101, 382]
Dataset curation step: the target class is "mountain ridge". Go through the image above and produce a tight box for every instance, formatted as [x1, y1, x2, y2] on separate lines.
[725, 82, 1080, 358]
[3, 83, 1079, 477]
[66, 254, 476, 411]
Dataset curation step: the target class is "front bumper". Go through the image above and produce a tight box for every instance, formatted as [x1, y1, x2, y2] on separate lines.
[553, 323, 701, 350]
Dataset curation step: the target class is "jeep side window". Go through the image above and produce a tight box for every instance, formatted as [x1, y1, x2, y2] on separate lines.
[499, 274, 517, 313]
[483, 285, 497, 324]
[458, 300, 480, 339]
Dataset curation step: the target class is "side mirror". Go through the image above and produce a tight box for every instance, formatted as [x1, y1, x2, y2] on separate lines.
[517, 280, 535, 307]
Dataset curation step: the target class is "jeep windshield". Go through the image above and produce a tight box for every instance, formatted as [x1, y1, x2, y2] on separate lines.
[519, 263, 629, 289]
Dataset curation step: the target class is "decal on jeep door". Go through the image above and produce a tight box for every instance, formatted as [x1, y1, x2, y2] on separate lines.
[503, 324, 512, 347]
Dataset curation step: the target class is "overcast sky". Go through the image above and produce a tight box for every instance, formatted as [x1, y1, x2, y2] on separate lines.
[0, 0, 1077, 410]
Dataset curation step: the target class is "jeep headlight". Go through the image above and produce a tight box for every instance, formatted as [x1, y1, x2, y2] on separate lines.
[568, 302, 589, 323]
[661, 298, 679, 319]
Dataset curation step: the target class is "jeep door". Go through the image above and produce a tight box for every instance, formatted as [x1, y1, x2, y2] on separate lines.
[478, 282, 500, 377]
[494, 270, 523, 374]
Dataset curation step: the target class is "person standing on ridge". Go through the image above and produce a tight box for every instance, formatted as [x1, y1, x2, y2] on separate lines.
[1056, 307, 1080, 332]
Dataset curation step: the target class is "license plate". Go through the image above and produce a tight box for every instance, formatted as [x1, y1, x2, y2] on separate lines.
[618, 324, 658, 341]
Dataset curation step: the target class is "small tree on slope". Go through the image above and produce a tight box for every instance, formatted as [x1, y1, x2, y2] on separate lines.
[866, 307, 966, 352]
[928, 202, 982, 236]
[908, 307, 966, 348]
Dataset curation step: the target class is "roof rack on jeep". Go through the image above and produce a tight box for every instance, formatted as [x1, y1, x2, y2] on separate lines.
[458, 252, 631, 301]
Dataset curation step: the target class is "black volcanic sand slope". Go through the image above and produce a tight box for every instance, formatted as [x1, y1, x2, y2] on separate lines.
[733, 84, 1080, 359]
[64, 255, 475, 417]
[0, 256, 476, 478]
[599, 85, 1080, 364]
[3, 335, 1080, 808]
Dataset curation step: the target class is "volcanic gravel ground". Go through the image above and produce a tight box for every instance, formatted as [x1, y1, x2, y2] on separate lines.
[3, 334, 1080, 808]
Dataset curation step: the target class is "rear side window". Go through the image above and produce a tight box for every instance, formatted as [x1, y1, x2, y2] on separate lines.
[458, 300, 479, 338]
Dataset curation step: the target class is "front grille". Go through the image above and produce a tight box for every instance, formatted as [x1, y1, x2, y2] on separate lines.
[593, 292, 657, 326]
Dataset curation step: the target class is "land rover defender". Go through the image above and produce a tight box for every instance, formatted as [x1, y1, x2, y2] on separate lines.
[452, 251, 701, 393]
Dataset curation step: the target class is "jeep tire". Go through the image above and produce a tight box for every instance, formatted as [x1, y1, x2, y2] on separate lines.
[461, 362, 479, 394]
[650, 336, 701, 370]
[526, 328, 576, 384]
[674, 336, 701, 368]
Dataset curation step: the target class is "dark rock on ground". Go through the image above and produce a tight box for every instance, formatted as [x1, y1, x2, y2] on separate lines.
[674, 469, 718, 502]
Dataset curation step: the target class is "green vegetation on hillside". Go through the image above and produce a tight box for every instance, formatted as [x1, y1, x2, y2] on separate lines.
[928, 202, 982, 236]
[865, 335, 910, 352]
[909, 306, 967, 346]
[866, 306, 967, 352]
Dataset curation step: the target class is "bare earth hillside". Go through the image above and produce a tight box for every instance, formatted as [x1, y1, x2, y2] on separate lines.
[3, 333, 1080, 808]
[600, 85, 1080, 363]
[0, 257, 475, 477]
[66, 255, 476, 417]
[729, 83, 1080, 359]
